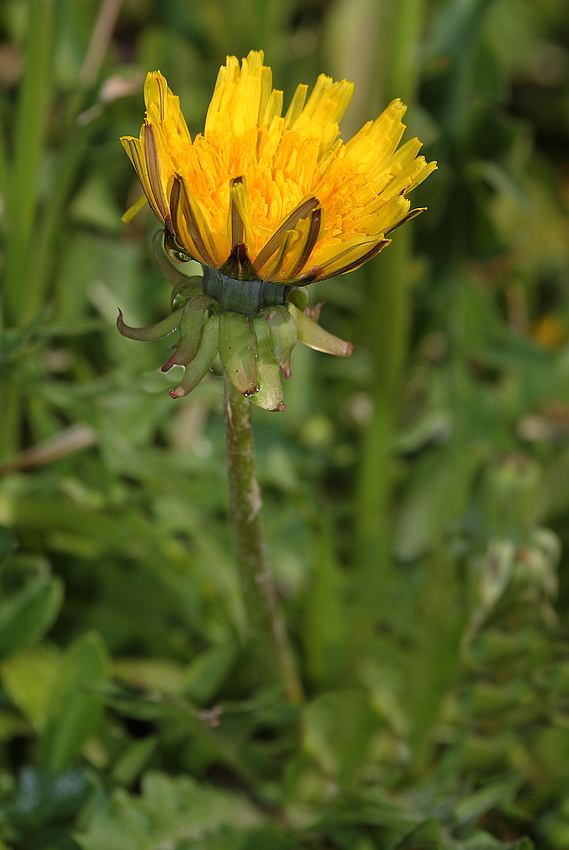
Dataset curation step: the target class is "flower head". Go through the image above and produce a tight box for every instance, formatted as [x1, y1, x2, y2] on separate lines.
[119, 52, 436, 409]
[121, 50, 435, 285]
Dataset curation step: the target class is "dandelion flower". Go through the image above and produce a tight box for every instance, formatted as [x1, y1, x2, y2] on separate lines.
[119, 51, 436, 409]
[122, 50, 435, 283]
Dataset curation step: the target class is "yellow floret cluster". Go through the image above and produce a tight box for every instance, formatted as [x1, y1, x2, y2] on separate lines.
[121, 50, 436, 283]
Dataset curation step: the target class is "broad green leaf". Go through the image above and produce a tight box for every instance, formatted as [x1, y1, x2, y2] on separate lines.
[303, 690, 378, 788]
[38, 631, 109, 772]
[0, 576, 63, 660]
[111, 736, 157, 787]
[75, 770, 263, 850]
[394, 445, 478, 560]
[183, 641, 236, 704]
[113, 657, 187, 695]
[0, 645, 61, 732]
[70, 174, 123, 234]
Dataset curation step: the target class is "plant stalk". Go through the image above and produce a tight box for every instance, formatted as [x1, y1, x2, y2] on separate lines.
[5, 0, 58, 325]
[356, 0, 426, 551]
[223, 374, 303, 704]
[353, 0, 426, 652]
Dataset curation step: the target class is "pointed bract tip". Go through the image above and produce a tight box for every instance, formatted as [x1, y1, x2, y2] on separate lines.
[168, 386, 186, 399]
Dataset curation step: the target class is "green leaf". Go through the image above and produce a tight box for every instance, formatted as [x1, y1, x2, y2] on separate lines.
[183, 641, 237, 704]
[303, 690, 378, 788]
[70, 173, 123, 233]
[111, 736, 157, 787]
[0, 645, 61, 732]
[511, 838, 534, 850]
[38, 631, 109, 772]
[394, 445, 478, 560]
[457, 830, 505, 849]
[242, 826, 299, 850]
[4, 0, 58, 323]
[302, 532, 347, 687]
[0, 527, 16, 573]
[83, 680, 189, 723]
[75, 770, 263, 850]
[9, 766, 91, 828]
[393, 818, 442, 850]
[0, 576, 63, 660]
[453, 774, 525, 825]
[113, 657, 187, 695]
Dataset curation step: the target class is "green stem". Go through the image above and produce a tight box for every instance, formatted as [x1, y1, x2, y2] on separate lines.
[21, 129, 89, 323]
[5, 0, 59, 325]
[356, 0, 426, 537]
[357, 226, 412, 536]
[0, 381, 21, 464]
[442, 0, 496, 143]
[0, 119, 9, 331]
[382, 0, 427, 103]
[223, 374, 303, 704]
[354, 0, 425, 646]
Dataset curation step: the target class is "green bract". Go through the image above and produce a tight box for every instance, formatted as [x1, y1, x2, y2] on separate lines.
[117, 234, 353, 411]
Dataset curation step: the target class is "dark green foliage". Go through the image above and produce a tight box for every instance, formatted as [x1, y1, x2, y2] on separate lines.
[1, 0, 569, 847]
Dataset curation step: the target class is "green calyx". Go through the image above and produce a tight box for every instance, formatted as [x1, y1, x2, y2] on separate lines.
[117, 263, 353, 411]
[201, 264, 291, 317]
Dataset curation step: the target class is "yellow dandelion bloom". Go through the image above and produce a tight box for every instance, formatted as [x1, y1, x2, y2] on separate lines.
[121, 50, 436, 285]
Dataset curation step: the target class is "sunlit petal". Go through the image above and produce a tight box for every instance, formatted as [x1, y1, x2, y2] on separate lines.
[121, 51, 436, 284]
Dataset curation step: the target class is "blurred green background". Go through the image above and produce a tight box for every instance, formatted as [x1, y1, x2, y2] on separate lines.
[1, 0, 569, 847]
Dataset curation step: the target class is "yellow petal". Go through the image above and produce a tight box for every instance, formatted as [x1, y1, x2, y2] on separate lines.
[121, 57, 436, 283]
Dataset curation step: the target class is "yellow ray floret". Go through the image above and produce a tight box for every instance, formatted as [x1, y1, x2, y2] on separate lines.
[121, 50, 436, 283]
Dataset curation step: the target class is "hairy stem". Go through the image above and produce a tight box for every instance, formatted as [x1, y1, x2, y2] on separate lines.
[223, 374, 303, 704]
